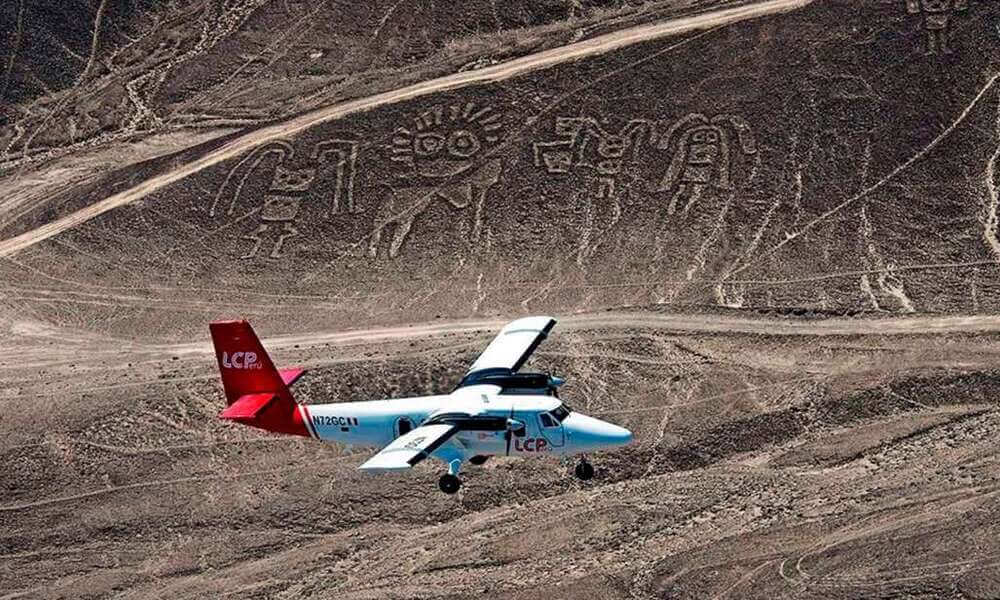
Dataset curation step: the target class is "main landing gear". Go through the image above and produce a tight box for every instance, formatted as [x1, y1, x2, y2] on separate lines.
[438, 474, 461, 494]
[438, 458, 463, 494]
[574, 458, 594, 481]
[469, 455, 489, 466]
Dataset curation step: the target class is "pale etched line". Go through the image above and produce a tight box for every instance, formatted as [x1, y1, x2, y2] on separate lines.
[0, 453, 365, 513]
[710, 559, 777, 600]
[982, 91, 1000, 263]
[688, 191, 734, 280]
[642, 363, 699, 477]
[79, 0, 109, 82]
[595, 375, 825, 416]
[877, 266, 916, 313]
[0, 252, 115, 291]
[859, 272, 880, 310]
[472, 271, 486, 313]
[0, 122, 26, 162]
[0, 0, 25, 102]
[13, 93, 77, 166]
[537, 350, 704, 367]
[0, 342, 483, 402]
[48, 312, 1000, 360]
[685, 194, 735, 281]
[725, 259, 999, 285]
[42, 29, 88, 65]
[792, 488, 1000, 588]
[722, 167, 794, 290]
[858, 136, 872, 189]
[815, 557, 1000, 588]
[854, 183, 918, 312]
[1, 260, 997, 313]
[66, 436, 297, 455]
[732, 70, 1000, 277]
[1, 295, 273, 314]
[857, 204, 881, 310]
[204, 1, 328, 110]
[883, 387, 933, 410]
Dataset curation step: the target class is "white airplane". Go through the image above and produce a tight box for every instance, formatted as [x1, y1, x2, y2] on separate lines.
[209, 316, 633, 494]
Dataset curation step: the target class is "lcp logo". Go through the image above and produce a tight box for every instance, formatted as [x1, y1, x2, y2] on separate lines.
[222, 351, 261, 369]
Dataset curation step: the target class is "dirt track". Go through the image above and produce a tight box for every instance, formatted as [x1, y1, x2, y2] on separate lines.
[155, 312, 1000, 357]
[0, 0, 810, 259]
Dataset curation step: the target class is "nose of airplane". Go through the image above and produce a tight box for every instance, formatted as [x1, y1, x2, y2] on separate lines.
[564, 412, 633, 450]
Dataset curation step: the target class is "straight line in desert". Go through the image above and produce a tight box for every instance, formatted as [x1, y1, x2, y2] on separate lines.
[0, 0, 812, 259]
[155, 312, 1000, 357]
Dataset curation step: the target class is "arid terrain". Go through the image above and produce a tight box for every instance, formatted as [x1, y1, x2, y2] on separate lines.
[3, 0, 1000, 598]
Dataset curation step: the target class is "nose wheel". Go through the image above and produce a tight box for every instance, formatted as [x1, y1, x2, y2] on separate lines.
[574, 459, 594, 481]
[438, 474, 462, 494]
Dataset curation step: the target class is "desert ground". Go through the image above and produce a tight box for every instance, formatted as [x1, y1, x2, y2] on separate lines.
[3, 0, 1000, 598]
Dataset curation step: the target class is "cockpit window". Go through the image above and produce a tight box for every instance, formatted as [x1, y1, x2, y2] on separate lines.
[550, 404, 571, 422]
[540, 413, 558, 428]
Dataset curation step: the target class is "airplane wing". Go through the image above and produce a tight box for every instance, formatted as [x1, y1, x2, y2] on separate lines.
[358, 423, 459, 471]
[359, 316, 555, 471]
[464, 316, 556, 377]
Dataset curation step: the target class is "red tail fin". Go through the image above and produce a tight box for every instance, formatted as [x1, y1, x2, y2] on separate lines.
[209, 320, 312, 438]
[209, 320, 284, 405]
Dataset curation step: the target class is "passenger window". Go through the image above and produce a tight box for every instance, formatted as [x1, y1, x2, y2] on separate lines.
[540, 413, 557, 428]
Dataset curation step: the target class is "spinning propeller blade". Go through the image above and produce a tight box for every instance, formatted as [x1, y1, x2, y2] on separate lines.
[504, 405, 515, 456]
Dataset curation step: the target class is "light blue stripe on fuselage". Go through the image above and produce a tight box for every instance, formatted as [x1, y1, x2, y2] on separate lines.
[305, 397, 444, 447]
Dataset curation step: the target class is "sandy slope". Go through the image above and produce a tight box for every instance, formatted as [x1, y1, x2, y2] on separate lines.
[3, 311, 1000, 599]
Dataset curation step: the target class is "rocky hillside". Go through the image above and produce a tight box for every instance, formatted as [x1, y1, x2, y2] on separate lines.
[0, 0, 693, 167]
[2, 1, 998, 341]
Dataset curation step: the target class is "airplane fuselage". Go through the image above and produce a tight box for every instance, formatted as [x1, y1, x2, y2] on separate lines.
[296, 389, 627, 458]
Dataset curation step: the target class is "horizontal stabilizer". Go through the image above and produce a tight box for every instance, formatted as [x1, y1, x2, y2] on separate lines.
[219, 392, 277, 420]
[278, 368, 306, 387]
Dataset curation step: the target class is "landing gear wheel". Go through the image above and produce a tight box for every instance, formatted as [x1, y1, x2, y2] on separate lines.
[438, 474, 462, 494]
[575, 461, 595, 481]
[469, 455, 489, 466]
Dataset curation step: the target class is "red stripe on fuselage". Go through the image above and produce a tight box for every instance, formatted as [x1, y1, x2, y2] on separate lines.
[300, 404, 319, 439]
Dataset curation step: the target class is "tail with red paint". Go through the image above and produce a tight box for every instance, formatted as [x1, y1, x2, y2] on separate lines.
[209, 320, 311, 437]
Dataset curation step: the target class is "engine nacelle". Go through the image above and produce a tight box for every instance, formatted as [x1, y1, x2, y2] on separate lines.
[456, 368, 564, 396]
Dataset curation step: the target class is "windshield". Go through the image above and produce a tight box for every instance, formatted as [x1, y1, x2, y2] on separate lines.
[550, 404, 571, 423]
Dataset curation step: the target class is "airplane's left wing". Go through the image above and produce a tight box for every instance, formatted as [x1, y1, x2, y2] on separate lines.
[464, 316, 556, 377]
[358, 423, 459, 471]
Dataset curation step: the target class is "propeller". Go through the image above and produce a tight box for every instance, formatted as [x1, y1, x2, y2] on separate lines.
[549, 374, 565, 398]
[504, 405, 518, 456]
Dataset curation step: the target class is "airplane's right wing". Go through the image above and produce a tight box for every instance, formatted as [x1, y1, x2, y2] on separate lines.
[358, 423, 459, 471]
